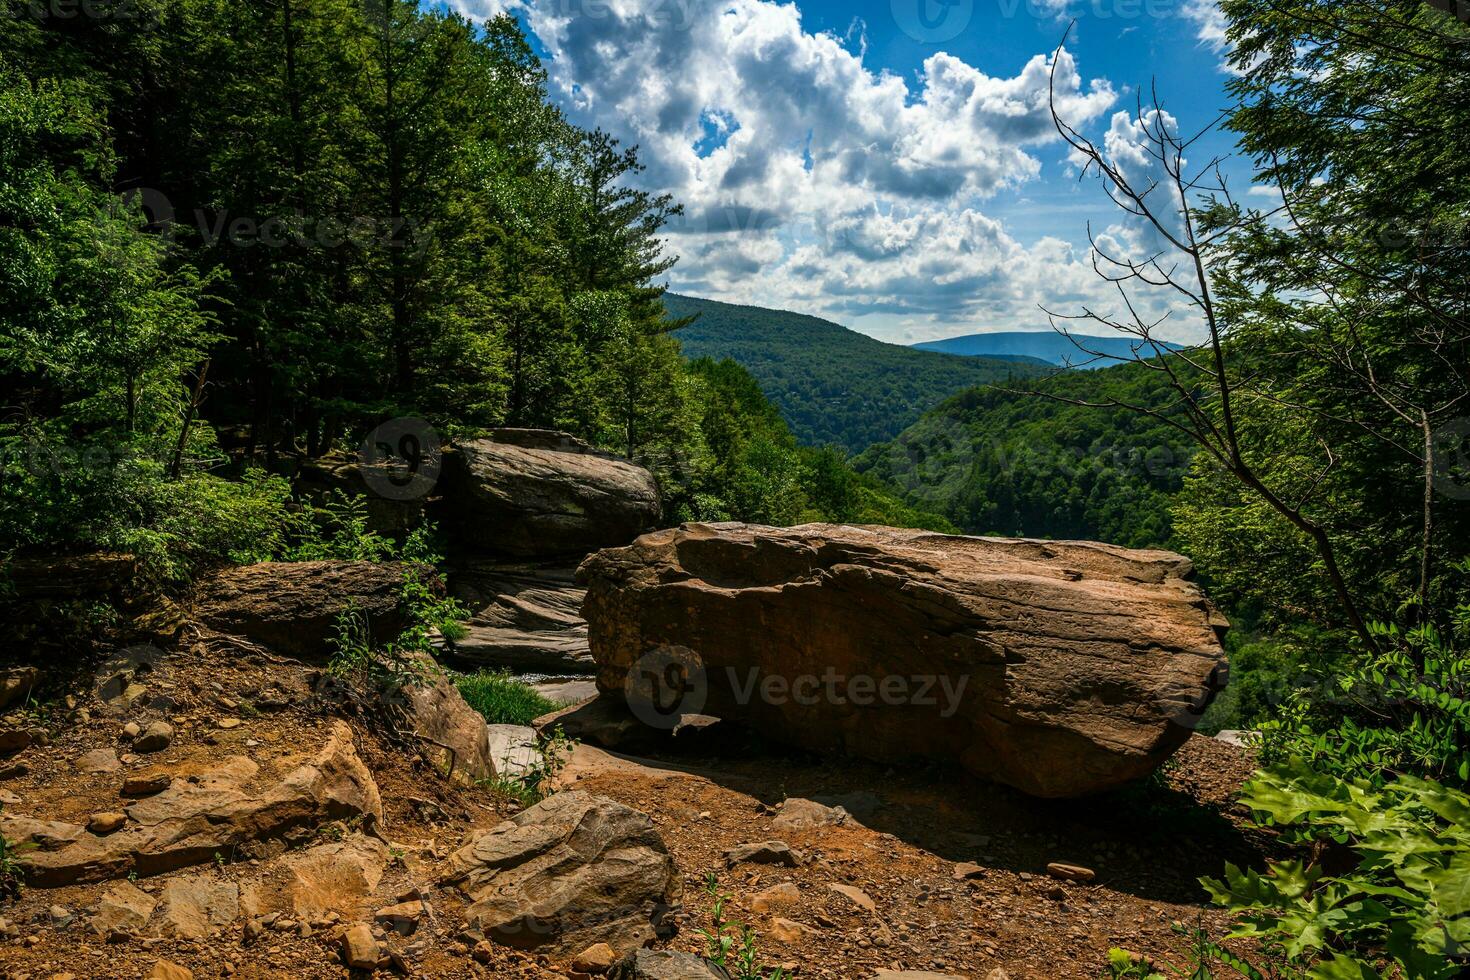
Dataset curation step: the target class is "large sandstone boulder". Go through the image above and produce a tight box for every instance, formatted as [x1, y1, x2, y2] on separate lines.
[7, 722, 382, 886]
[441, 430, 660, 559]
[191, 561, 425, 659]
[441, 791, 680, 955]
[578, 523, 1229, 798]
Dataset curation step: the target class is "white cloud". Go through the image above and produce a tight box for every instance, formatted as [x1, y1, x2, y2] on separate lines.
[451, 0, 1205, 341]
[1181, 0, 1248, 74]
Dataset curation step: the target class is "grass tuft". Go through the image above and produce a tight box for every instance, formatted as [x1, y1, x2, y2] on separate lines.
[456, 670, 562, 726]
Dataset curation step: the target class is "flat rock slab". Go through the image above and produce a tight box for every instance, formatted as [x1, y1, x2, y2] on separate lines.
[240, 835, 388, 920]
[531, 678, 598, 704]
[441, 562, 593, 673]
[191, 561, 421, 660]
[613, 950, 731, 979]
[154, 875, 240, 938]
[484, 724, 540, 781]
[579, 522, 1229, 798]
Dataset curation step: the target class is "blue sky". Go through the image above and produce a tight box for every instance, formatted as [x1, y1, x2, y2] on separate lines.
[449, 0, 1244, 344]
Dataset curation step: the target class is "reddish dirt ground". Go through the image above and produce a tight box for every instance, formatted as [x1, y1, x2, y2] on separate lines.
[0, 639, 1268, 980]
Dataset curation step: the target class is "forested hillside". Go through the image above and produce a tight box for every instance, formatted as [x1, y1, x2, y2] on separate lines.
[665, 294, 1046, 451]
[854, 362, 1194, 549]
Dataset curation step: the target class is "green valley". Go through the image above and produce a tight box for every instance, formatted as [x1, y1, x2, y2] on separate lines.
[664, 294, 1047, 452]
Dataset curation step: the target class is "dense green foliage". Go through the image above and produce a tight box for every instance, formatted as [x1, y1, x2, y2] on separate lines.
[1259, 601, 1470, 790]
[1208, 764, 1470, 978]
[1112, 762, 1470, 980]
[1097, 4, 1470, 977]
[854, 361, 1193, 548]
[673, 358, 955, 531]
[0, 3, 939, 586]
[1177, 0, 1470, 635]
[664, 294, 1047, 452]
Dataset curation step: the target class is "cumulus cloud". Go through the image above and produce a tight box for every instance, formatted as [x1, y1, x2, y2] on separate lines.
[449, 0, 1210, 340]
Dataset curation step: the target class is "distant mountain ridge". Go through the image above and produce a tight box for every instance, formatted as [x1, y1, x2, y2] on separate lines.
[664, 294, 1049, 452]
[914, 331, 1182, 369]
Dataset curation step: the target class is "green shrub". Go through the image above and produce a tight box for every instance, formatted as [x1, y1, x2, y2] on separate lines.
[0, 426, 294, 583]
[282, 492, 395, 563]
[1106, 925, 1293, 979]
[1199, 762, 1469, 979]
[456, 671, 561, 726]
[0, 804, 31, 900]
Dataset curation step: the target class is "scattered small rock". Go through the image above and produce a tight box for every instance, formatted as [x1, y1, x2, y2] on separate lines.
[724, 840, 802, 868]
[612, 949, 730, 978]
[148, 962, 193, 980]
[341, 922, 379, 970]
[750, 882, 800, 913]
[951, 862, 985, 881]
[77, 748, 123, 774]
[87, 812, 127, 835]
[771, 798, 849, 831]
[1045, 862, 1096, 883]
[373, 901, 423, 936]
[827, 883, 876, 913]
[133, 721, 175, 754]
[90, 882, 157, 938]
[572, 941, 619, 974]
[121, 774, 173, 797]
[768, 918, 811, 944]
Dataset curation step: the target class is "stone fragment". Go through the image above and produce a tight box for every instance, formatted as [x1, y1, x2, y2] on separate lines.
[442, 791, 679, 956]
[723, 841, 801, 868]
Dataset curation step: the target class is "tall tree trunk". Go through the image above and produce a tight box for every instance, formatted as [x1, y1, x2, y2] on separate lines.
[171, 360, 210, 479]
[1419, 410, 1435, 634]
[125, 374, 136, 434]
